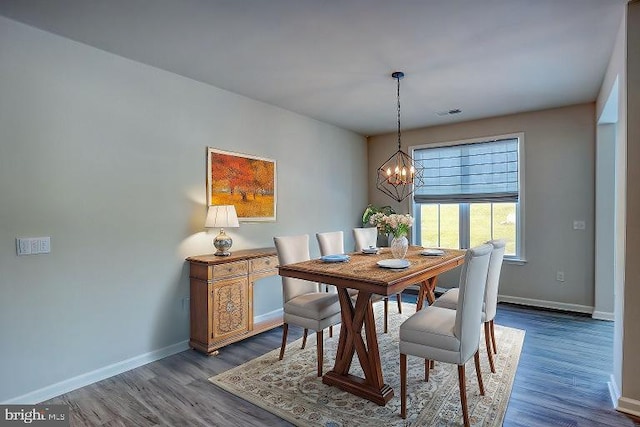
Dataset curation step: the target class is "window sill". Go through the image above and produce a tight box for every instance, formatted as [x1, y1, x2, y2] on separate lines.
[504, 258, 527, 266]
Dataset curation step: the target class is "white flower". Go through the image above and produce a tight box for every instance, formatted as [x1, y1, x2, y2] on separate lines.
[369, 213, 413, 237]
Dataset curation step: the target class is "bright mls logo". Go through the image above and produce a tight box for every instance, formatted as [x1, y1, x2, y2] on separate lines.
[0, 405, 68, 426]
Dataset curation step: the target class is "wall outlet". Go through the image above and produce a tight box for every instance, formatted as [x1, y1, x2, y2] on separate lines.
[573, 220, 586, 230]
[556, 271, 565, 282]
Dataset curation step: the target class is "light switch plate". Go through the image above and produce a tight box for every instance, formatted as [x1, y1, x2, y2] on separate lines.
[16, 237, 51, 255]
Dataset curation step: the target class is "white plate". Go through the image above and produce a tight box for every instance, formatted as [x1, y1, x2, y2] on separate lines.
[421, 249, 445, 256]
[377, 259, 410, 269]
[361, 247, 379, 254]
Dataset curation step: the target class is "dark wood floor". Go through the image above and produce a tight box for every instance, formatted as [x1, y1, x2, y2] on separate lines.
[46, 298, 638, 426]
[494, 303, 637, 427]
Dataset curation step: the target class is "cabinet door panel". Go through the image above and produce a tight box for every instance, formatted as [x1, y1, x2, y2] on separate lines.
[211, 277, 249, 341]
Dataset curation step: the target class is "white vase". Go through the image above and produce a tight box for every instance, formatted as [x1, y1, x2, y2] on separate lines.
[390, 235, 409, 259]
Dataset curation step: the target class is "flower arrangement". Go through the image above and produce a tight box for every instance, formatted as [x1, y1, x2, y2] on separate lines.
[361, 204, 395, 227]
[369, 213, 414, 238]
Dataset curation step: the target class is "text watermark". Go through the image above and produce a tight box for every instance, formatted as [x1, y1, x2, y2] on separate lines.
[0, 405, 69, 426]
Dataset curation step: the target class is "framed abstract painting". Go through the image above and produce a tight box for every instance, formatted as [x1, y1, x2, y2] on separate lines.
[207, 148, 277, 221]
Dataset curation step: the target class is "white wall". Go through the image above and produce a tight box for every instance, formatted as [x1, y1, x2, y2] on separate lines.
[596, 7, 627, 409]
[594, 123, 616, 319]
[0, 16, 367, 403]
[620, 0, 640, 415]
[368, 104, 596, 311]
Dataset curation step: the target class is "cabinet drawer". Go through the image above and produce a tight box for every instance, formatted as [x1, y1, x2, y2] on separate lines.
[250, 256, 278, 273]
[212, 260, 248, 279]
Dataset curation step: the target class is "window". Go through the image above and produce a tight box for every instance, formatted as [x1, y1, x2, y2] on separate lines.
[411, 134, 524, 260]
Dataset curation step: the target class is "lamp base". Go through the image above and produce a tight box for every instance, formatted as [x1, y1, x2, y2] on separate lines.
[213, 229, 233, 256]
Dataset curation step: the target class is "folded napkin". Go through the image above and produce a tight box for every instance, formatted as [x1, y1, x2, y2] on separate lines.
[361, 247, 379, 254]
[421, 249, 445, 256]
[320, 254, 350, 263]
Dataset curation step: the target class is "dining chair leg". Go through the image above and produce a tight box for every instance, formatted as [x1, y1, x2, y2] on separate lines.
[384, 298, 389, 334]
[458, 364, 470, 427]
[400, 353, 407, 419]
[424, 359, 430, 382]
[316, 330, 323, 377]
[279, 323, 289, 360]
[301, 328, 308, 349]
[396, 292, 402, 313]
[484, 322, 496, 373]
[490, 320, 498, 354]
[474, 350, 485, 395]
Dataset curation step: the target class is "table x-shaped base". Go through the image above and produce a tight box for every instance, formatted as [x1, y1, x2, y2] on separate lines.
[322, 288, 394, 405]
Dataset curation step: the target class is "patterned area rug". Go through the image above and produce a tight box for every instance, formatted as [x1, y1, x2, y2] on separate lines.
[209, 302, 524, 426]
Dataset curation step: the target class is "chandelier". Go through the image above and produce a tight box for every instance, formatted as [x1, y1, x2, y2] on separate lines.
[376, 71, 421, 203]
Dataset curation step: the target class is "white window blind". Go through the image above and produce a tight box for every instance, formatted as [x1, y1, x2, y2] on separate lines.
[413, 138, 519, 203]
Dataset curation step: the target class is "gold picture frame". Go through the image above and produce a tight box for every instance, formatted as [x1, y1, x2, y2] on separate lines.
[207, 148, 277, 221]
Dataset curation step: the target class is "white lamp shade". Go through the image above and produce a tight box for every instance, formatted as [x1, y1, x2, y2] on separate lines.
[205, 205, 240, 228]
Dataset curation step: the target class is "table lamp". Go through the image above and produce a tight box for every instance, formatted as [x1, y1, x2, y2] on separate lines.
[205, 205, 240, 256]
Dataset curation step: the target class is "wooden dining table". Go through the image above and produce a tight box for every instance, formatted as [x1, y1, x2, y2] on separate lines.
[277, 246, 465, 406]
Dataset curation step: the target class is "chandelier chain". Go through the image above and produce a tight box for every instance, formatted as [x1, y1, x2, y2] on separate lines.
[376, 70, 421, 203]
[397, 74, 402, 151]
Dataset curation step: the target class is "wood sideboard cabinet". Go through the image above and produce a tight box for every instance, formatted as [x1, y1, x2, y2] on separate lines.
[186, 248, 282, 355]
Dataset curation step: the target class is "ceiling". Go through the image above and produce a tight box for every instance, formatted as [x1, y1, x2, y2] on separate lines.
[0, 0, 626, 136]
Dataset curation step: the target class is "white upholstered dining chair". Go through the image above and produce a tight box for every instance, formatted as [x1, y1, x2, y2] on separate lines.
[316, 230, 390, 333]
[316, 230, 346, 259]
[316, 231, 351, 298]
[315, 230, 350, 339]
[399, 243, 492, 426]
[432, 239, 506, 373]
[274, 234, 342, 377]
[353, 227, 403, 313]
[352, 227, 379, 252]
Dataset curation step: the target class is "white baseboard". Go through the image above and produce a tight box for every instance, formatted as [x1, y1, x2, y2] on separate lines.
[618, 396, 640, 418]
[592, 310, 615, 321]
[3, 340, 189, 405]
[254, 308, 283, 324]
[497, 294, 593, 314]
[608, 373, 621, 407]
